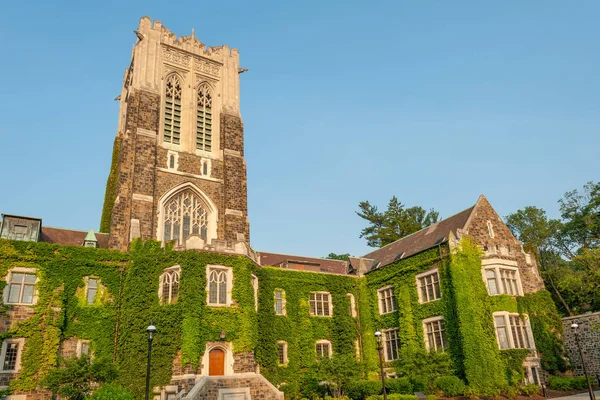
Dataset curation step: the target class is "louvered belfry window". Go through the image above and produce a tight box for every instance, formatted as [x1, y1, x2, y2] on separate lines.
[196, 83, 213, 152]
[164, 75, 182, 145]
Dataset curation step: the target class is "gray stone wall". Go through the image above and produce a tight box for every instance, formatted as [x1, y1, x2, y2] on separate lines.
[562, 312, 600, 378]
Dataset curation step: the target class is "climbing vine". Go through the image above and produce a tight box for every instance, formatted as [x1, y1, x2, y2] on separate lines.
[99, 136, 122, 233]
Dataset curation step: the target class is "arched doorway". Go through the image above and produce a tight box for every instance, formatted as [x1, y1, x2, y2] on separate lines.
[209, 348, 225, 376]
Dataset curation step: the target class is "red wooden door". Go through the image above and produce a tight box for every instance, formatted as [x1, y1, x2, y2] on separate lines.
[209, 348, 225, 376]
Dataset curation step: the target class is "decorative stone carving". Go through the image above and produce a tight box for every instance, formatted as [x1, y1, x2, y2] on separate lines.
[194, 58, 220, 76]
[163, 47, 191, 68]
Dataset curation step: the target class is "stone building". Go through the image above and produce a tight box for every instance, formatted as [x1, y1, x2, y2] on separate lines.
[0, 16, 561, 400]
[562, 312, 600, 379]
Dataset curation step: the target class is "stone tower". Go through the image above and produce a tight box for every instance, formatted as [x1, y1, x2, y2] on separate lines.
[101, 17, 250, 253]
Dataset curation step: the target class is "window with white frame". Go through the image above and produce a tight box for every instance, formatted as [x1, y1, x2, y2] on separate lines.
[309, 292, 332, 317]
[251, 274, 258, 312]
[524, 363, 540, 385]
[274, 289, 286, 315]
[76, 340, 92, 359]
[196, 83, 213, 152]
[416, 269, 441, 303]
[482, 260, 523, 296]
[423, 316, 447, 352]
[0, 338, 24, 372]
[164, 74, 182, 145]
[378, 286, 396, 314]
[277, 341, 288, 365]
[86, 278, 99, 305]
[5, 270, 37, 305]
[347, 293, 357, 317]
[206, 266, 232, 306]
[493, 312, 533, 350]
[383, 328, 400, 361]
[162, 189, 209, 245]
[159, 266, 180, 305]
[315, 340, 332, 358]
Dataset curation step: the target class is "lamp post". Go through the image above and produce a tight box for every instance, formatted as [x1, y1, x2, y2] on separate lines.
[145, 322, 157, 400]
[375, 329, 388, 400]
[571, 323, 596, 400]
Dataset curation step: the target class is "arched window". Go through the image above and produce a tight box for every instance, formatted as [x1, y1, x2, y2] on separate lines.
[208, 268, 228, 305]
[164, 74, 182, 145]
[196, 83, 213, 152]
[163, 189, 208, 245]
[347, 293, 357, 318]
[160, 266, 180, 304]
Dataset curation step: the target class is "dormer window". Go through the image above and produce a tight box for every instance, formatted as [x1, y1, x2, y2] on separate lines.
[83, 229, 98, 248]
[0, 215, 41, 242]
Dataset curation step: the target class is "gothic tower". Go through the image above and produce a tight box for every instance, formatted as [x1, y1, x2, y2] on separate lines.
[100, 17, 250, 253]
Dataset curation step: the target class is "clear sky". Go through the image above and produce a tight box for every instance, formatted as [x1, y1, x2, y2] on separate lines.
[0, 1, 598, 258]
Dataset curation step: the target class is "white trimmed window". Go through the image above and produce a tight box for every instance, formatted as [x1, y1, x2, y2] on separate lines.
[383, 328, 400, 361]
[159, 266, 180, 305]
[164, 74, 182, 145]
[423, 316, 447, 352]
[482, 259, 523, 296]
[416, 269, 441, 303]
[277, 341, 288, 365]
[0, 338, 25, 372]
[524, 362, 541, 385]
[196, 83, 213, 152]
[493, 312, 534, 350]
[315, 340, 332, 359]
[274, 289, 286, 315]
[378, 286, 396, 314]
[4, 269, 38, 305]
[347, 293, 357, 318]
[167, 150, 179, 170]
[206, 265, 233, 307]
[86, 277, 99, 305]
[76, 340, 92, 359]
[251, 274, 258, 312]
[309, 292, 332, 317]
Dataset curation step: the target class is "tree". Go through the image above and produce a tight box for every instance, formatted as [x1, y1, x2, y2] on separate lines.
[316, 354, 361, 397]
[506, 181, 600, 315]
[357, 196, 439, 248]
[325, 253, 351, 261]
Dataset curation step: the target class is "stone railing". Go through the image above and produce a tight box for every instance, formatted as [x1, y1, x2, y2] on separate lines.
[184, 373, 283, 400]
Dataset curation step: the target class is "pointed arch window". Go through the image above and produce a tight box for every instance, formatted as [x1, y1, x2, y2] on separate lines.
[163, 189, 208, 245]
[196, 83, 213, 152]
[207, 266, 232, 306]
[164, 74, 182, 145]
[159, 266, 180, 305]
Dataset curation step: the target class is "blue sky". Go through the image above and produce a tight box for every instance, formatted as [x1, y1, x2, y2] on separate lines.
[0, 1, 598, 258]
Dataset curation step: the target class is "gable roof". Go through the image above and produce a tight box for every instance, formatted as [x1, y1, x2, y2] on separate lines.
[361, 204, 476, 271]
[41, 227, 110, 248]
[257, 251, 348, 275]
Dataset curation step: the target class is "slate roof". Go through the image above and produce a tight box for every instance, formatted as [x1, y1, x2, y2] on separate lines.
[258, 251, 348, 275]
[361, 205, 475, 271]
[41, 227, 110, 248]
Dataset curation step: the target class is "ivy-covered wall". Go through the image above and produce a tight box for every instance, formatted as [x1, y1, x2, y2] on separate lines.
[99, 136, 122, 234]
[0, 237, 566, 399]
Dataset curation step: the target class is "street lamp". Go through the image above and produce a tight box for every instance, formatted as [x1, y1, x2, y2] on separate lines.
[375, 329, 388, 400]
[571, 323, 596, 400]
[145, 322, 157, 400]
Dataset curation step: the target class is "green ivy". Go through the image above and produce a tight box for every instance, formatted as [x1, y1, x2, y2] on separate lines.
[99, 136, 122, 233]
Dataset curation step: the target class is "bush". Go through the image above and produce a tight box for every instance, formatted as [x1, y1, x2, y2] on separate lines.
[435, 376, 465, 397]
[88, 383, 135, 400]
[502, 385, 519, 400]
[548, 375, 591, 391]
[521, 384, 540, 397]
[347, 381, 382, 400]
[366, 395, 418, 400]
[425, 396, 437, 400]
[386, 377, 413, 395]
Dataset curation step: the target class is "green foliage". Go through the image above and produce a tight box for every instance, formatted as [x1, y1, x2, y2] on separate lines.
[357, 196, 439, 248]
[385, 377, 412, 395]
[347, 380, 382, 400]
[87, 383, 135, 400]
[520, 384, 540, 396]
[326, 253, 351, 261]
[317, 355, 362, 397]
[42, 356, 118, 400]
[502, 385, 520, 400]
[99, 136, 122, 233]
[366, 395, 417, 400]
[499, 349, 530, 386]
[548, 375, 592, 391]
[434, 375, 465, 397]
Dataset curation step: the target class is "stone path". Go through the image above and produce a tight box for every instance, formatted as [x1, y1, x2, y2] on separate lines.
[551, 390, 600, 400]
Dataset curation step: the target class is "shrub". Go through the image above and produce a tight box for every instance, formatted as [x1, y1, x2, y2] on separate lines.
[502, 385, 519, 400]
[88, 383, 135, 400]
[347, 381, 382, 400]
[521, 384, 540, 397]
[386, 377, 413, 395]
[548, 375, 591, 391]
[435, 376, 465, 397]
[425, 396, 437, 400]
[366, 395, 418, 400]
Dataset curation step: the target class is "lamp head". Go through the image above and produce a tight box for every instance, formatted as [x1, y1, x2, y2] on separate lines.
[147, 323, 157, 334]
[570, 322, 579, 330]
[220, 330, 226, 340]
[375, 329, 382, 338]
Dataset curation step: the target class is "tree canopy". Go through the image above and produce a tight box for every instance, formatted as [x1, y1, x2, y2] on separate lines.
[356, 196, 440, 248]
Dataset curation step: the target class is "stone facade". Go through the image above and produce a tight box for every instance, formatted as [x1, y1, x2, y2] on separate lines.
[562, 312, 600, 378]
[184, 373, 284, 400]
[105, 17, 250, 254]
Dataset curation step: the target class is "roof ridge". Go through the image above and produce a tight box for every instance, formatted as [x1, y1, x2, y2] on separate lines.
[257, 250, 348, 264]
[362, 202, 477, 258]
[44, 226, 108, 235]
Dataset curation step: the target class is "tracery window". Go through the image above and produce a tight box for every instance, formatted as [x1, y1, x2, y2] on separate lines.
[208, 268, 228, 306]
[483, 264, 523, 296]
[160, 267, 180, 305]
[163, 189, 208, 245]
[164, 74, 182, 145]
[196, 83, 213, 152]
